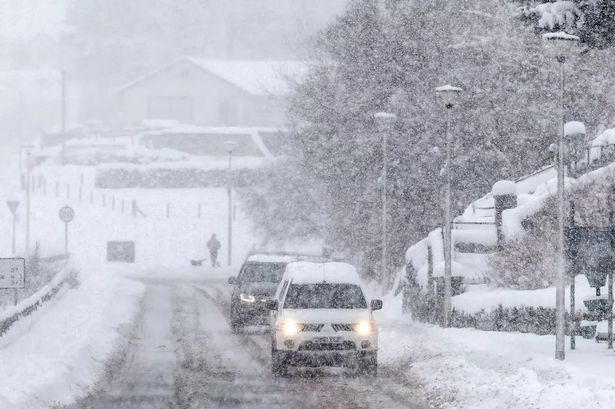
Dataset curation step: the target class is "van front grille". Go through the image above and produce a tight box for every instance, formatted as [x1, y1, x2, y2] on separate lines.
[301, 324, 324, 332]
[331, 324, 353, 332]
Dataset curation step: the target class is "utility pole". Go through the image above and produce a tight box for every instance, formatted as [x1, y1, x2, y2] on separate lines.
[223, 141, 237, 266]
[61, 71, 67, 165]
[374, 112, 397, 281]
[25, 149, 32, 256]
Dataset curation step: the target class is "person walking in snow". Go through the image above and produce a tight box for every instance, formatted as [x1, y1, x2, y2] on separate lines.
[207, 234, 222, 267]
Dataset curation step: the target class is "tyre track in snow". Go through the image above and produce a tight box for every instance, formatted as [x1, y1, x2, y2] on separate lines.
[192, 279, 433, 409]
[54, 276, 432, 409]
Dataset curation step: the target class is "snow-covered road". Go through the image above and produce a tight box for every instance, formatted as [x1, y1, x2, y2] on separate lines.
[56, 272, 431, 409]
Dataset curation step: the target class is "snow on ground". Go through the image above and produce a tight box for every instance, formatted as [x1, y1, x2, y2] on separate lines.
[0, 158, 264, 408]
[379, 295, 615, 409]
[0, 265, 144, 409]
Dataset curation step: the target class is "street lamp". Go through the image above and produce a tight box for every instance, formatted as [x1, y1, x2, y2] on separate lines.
[374, 111, 397, 281]
[435, 84, 463, 327]
[543, 31, 580, 361]
[223, 140, 238, 266]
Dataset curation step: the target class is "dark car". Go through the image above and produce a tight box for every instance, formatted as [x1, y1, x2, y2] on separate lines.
[228, 253, 321, 333]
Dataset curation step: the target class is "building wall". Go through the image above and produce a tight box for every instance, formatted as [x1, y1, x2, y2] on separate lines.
[115, 60, 286, 127]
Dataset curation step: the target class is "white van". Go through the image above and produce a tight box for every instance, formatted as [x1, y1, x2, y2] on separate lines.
[268, 261, 382, 376]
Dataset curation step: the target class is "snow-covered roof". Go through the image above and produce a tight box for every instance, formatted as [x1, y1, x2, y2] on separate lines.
[116, 57, 309, 97]
[283, 262, 362, 285]
[187, 58, 308, 96]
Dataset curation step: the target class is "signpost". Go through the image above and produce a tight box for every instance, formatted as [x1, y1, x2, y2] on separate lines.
[0, 258, 26, 289]
[6, 200, 19, 255]
[59, 206, 75, 256]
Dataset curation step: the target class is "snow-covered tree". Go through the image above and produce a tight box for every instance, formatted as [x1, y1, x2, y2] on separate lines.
[247, 0, 615, 282]
[514, 0, 615, 48]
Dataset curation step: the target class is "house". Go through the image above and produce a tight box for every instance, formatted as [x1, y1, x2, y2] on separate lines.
[114, 57, 308, 128]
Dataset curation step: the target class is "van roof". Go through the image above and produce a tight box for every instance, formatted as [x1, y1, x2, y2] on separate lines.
[246, 252, 325, 264]
[282, 261, 362, 285]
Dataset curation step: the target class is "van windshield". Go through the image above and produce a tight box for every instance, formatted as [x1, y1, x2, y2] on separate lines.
[238, 262, 287, 283]
[283, 283, 367, 309]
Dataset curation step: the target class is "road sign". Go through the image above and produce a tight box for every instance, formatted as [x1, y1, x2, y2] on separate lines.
[59, 206, 75, 223]
[0, 258, 25, 289]
[6, 200, 19, 215]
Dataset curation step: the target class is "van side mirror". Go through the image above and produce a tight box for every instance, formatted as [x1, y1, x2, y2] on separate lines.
[267, 300, 279, 311]
[228, 276, 238, 285]
[370, 299, 383, 311]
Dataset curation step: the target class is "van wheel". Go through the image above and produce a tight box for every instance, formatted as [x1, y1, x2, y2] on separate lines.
[358, 352, 377, 377]
[271, 349, 288, 377]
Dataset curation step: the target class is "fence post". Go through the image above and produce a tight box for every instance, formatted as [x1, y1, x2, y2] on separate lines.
[198, 203, 201, 218]
[492, 181, 517, 250]
[166, 203, 170, 218]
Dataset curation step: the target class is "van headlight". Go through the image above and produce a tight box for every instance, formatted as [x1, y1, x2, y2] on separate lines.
[277, 321, 302, 337]
[353, 321, 374, 336]
[240, 293, 256, 303]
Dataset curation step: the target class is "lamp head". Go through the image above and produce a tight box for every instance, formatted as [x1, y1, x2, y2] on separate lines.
[542, 32, 580, 62]
[435, 84, 463, 109]
[374, 112, 397, 132]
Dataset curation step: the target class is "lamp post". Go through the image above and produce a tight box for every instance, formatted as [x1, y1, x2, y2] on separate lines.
[543, 31, 580, 360]
[223, 140, 238, 267]
[24, 145, 33, 256]
[374, 112, 397, 281]
[435, 84, 463, 327]
[563, 121, 586, 351]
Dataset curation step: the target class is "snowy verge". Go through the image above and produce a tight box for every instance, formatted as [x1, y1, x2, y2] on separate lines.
[0, 264, 145, 409]
[380, 319, 615, 409]
[0, 262, 72, 337]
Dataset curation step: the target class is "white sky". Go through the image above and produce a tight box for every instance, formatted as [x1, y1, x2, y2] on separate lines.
[0, 0, 66, 42]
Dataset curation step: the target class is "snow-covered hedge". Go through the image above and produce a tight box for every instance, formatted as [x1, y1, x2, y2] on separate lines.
[0, 262, 74, 338]
[95, 166, 262, 189]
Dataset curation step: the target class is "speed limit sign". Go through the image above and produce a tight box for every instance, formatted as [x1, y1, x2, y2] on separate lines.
[59, 206, 74, 256]
[59, 206, 75, 223]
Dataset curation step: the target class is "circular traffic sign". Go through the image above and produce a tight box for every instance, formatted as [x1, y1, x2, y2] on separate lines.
[59, 206, 75, 223]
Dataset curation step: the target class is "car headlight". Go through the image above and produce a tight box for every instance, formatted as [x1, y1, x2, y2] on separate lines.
[240, 293, 256, 303]
[353, 321, 374, 336]
[277, 321, 302, 337]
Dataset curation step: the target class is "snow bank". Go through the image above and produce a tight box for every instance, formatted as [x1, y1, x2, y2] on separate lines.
[0, 265, 145, 409]
[380, 320, 615, 409]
